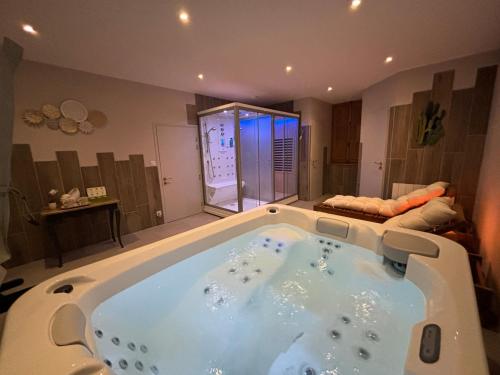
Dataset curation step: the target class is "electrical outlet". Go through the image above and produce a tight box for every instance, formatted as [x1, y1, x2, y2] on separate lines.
[156, 210, 163, 218]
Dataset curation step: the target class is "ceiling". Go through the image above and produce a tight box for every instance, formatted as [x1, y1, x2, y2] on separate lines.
[1, 0, 500, 104]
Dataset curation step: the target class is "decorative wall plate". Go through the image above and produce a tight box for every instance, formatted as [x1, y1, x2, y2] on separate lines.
[87, 110, 107, 127]
[60, 99, 88, 122]
[23, 110, 44, 126]
[59, 117, 78, 134]
[41, 104, 61, 120]
[78, 120, 95, 134]
[46, 119, 59, 130]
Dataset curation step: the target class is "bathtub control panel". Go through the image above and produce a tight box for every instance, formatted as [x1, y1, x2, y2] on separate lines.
[419, 324, 441, 363]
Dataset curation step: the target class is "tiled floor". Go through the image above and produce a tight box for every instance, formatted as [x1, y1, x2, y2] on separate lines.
[1, 199, 500, 373]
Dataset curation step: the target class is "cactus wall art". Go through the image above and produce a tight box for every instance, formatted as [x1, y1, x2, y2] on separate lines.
[416, 101, 446, 146]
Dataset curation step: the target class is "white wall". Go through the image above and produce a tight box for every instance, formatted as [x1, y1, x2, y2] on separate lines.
[294, 97, 332, 200]
[13, 61, 195, 166]
[474, 69, 500, 300]
[359, 49, 500, 197]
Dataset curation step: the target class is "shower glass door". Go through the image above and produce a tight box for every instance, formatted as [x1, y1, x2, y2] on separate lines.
[199, 109, 238, 212]
[274, 115, 299, 200]
[239, 109, 272, 210]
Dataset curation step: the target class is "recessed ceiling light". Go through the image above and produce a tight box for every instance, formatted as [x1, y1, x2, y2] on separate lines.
[285, 65, 293, 73]
[385, 56, 393, 64]
[22, 24, 38, 35]
[179, 10, 190, 24]
[327, 86, 333, 92]
[350, 0, 362, 10]
[197, 73, 204, 80]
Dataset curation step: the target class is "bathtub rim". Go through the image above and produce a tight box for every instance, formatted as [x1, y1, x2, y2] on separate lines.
[0, 204, 488, 375]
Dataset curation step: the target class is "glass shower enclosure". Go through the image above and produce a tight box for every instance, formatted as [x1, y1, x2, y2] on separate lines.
[198, 103, 299, 216]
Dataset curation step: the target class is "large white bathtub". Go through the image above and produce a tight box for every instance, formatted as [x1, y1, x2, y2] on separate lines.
[0, 205, 488, 375]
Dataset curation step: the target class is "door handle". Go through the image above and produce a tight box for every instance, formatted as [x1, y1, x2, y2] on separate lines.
[163, 177, 174, 185]
[373, 161, 383, 170]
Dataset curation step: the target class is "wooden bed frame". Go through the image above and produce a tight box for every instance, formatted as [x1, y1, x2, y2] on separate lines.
[312, 204, 388, 223]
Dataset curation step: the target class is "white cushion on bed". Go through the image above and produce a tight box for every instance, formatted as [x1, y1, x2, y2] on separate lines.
[384, 197, 456, 231]
[322, 181, 450, 218]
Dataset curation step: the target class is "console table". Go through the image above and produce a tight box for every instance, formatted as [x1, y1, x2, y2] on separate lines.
[40, 198, 123, 267]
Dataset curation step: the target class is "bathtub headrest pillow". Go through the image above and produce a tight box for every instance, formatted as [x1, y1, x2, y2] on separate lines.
[51, 303, 91, 352]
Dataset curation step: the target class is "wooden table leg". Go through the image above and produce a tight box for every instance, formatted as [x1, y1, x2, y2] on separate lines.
[108, 206, 116, 242]
[114, 207, 124, 248]
[47, 219, 63, 267]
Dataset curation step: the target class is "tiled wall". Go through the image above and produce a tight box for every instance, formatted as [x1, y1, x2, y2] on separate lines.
[383, 65, 498, 218]
[204, 115, 236, 181]
[6, 144, 163, 268]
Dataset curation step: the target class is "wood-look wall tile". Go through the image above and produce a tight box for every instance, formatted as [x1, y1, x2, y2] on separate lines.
[145, 166, 164, 225]
[390, 105, 412, 158]
[195, 94, 231, 112]
[420, 143, 444, 184]
[123, 211, 143, 235]
[55, 151, 85, 194]
[11, 144, 42, 212]
[404, 149, 424, 183]
[408, 91, 431, 149]
[35, 161, 64, 207]
[115, 160, 137, 214]
[4, 233, 29, 268]
[386, 108, 396, 160]
[129, 155, 149, 206]
[469, 65, 498, 135]
[322, 147, 329, 194]
[386, 159, 406, 196]
[97, 152, 120, 199]
[445, 89, 473, 152]
[186, 104, 198, 125]
[22, 213, 48, 261]
[81, 167, 111, 243]
[137, 204, 152, 230]
[54, 217, 78, 253]
[440, 152, 464, 186]
[460, 135, 486, 196]
[92, 209, 112, 243]
[343, 164, 358, 196]
[431, 70, 454, 115]
[383, 158, 391, 198]
[81, 166, 102, 190]
[457, 194, 475, 220]
[7, 194, 23, 236]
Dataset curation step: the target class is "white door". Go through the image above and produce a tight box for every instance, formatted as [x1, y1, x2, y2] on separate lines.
[156, 125, 203, 222]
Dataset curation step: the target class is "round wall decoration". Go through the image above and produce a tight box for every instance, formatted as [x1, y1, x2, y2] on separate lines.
[87, 110, 108, 128]
[41, 104, 61, 120]
[23, 110, 45, 126]
[46, 119, 59, 130]
[78, 120, 95, 134]
[59, 117, 78, 134]
[60, 99, 88, 122]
